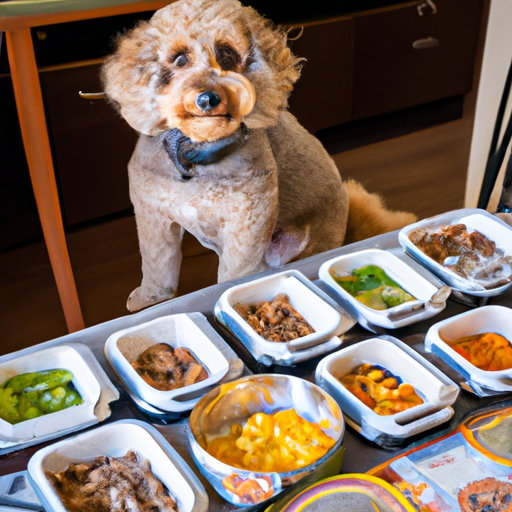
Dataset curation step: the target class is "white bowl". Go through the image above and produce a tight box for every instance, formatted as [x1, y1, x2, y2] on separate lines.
[0, 345, 101, 443]
[104, 313, 229, 412]
[214, 270, 355, 366]
[425, 305, 512, 392]
[27, 419, 208, 512]
[315, 336, 459, 444]
[399, 208, 512, 297]
[318, 249, 447, 329]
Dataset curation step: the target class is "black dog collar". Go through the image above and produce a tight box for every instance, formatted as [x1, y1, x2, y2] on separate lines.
[161, 123, 249, 180]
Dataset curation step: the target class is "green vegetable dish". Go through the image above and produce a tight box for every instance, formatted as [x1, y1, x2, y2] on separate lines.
[0, 369, 83, 425]
[330, 265, 415, 310]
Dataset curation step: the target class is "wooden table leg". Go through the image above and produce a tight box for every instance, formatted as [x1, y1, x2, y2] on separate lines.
[6, 28, 85, 332]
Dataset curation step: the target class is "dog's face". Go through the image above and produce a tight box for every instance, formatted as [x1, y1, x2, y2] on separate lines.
[102, 0, 302, 142]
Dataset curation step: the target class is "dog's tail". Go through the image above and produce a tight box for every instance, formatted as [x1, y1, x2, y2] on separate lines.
[343, 179, 418, 245]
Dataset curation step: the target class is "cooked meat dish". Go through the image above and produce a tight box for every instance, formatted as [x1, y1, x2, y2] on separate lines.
[46, 450, 178, 512]
[131, 343, 208, 391]
[234, 293, 315, 342]
[409, 223, 512, 289]
[458, 477, 512, 512]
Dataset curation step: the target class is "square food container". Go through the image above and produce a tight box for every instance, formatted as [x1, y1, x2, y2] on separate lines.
[105, 313, 230, 413]
[399, 208, 512, 297]
[27, 419, 208, 512]
[318, 248, 448, 330]
[214, 270, 356, 366]
[425, 305, 512, 392]
[0, 344, 102, 443]
[315, 336, 459, 445]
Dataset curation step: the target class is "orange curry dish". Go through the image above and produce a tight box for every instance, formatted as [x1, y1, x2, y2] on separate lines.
[206, 408, 335, 473]
[339, 363, 424, 416]
[447, 332, 512, 371]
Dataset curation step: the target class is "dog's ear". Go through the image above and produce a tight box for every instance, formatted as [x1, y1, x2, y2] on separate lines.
[240, 8, 304, 130]
[101, 21, 168, 135]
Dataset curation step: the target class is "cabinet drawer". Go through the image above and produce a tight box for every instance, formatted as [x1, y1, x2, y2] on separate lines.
[352, 0, 483, 120]
[288, 18, 353, 133]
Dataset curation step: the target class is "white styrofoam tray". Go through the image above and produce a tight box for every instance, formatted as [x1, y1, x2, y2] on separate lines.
[0, 345, 101, 443]
[425, 305, 512, 392]
[315, 336, 459, 442]
[27, 419, 208, 512]
[105, 313, 230, 412]
[318, 249, 447, 329]
[214, 270, 356, 366]
[399, 208, 512, 297]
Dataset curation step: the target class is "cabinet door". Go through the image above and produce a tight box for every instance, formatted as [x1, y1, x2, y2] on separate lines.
[288, 18, 353, 133]
[40, 63, 137, 226]
[352, 0, 483, 120]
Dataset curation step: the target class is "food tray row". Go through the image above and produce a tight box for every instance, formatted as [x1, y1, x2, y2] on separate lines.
[2, 208, 512, 511]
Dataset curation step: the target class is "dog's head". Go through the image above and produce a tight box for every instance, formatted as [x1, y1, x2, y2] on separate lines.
[102, 0, 302, 142]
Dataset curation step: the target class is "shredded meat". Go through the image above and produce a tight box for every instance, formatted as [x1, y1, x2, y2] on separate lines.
[409, 224, 512, 289]
[131, 343, 208, 391]
[234, 293, 315, 342]
[46, 450, 178, 512]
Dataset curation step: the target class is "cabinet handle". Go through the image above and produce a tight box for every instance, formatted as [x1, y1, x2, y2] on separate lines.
[417, 0, 437, 15]
[79, 91, 107, 100]
[412, 37, 440, 49]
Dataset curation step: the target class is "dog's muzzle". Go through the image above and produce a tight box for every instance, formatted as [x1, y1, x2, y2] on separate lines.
[161, 123, 249, 180]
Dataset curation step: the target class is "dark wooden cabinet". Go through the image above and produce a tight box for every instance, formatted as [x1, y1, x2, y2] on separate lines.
[289, 0, 483, 132]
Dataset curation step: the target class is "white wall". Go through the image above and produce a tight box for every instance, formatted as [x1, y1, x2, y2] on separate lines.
[465, 0, 512, 210]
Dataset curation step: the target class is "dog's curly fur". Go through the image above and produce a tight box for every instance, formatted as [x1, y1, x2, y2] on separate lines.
[102, 0, 417, 312]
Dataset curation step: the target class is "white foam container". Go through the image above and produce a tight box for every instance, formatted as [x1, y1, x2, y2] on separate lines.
[214, 270, 356, 366]
[27, 419, 208, 512]
[318, 249, 446, 329]
[105, 313, 229, 412]
[315, 336, 459, 443]
[399, 208, 512, 297]
[0, 345, 101, 443]
[425, 305, 512, 392]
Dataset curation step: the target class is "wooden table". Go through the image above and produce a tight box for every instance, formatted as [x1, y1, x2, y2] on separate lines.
[0, 0, 170, 332]
[0, 231, 510, 511]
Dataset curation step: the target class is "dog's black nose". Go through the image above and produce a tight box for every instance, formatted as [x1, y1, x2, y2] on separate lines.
[195, 91, 221, 111]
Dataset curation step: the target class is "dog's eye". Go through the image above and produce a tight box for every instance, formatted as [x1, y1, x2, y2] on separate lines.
[215, 45, 240, 71]
[173, 53, 189, 67]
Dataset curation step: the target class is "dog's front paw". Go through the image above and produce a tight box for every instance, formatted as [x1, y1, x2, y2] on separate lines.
[126, 286, 175, 312]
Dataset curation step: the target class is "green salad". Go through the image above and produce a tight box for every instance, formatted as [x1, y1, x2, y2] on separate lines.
[330, 265, 415, 310]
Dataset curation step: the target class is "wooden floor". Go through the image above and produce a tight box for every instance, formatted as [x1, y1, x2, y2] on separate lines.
[0, 107, 475, 356]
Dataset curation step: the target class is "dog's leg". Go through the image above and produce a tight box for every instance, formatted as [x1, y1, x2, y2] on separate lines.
[127, 213, 184, 312]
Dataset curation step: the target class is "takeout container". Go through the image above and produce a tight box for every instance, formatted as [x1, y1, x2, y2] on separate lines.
[214, 270, 355, 366]
[315, 336, 459, 447]
[105, 313, 230, 413]
[318, 249, 447, 330]
[425, 305, 512, 393]
[399, 208, 512, 297]
[27, 419, 208, 512]
[0, 344, 103, 444]
[188, 374, 345, 507]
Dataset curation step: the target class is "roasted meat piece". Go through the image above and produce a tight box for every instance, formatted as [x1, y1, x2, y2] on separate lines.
[131, 343, 208, 391]
[47, 450, 178, 512]
[409, 223, 512, 288]
[234, 294, 315, 343]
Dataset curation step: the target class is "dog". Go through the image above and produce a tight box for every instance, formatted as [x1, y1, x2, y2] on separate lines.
[102, 0, 417, 312]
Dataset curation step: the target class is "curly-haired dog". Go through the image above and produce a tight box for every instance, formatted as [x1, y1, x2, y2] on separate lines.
[102, 0, 416, 312]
